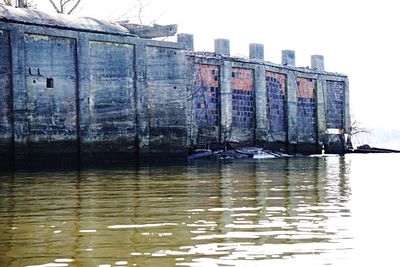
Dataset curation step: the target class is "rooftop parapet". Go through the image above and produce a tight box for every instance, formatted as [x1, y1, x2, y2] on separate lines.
[179, 34, 345, 76]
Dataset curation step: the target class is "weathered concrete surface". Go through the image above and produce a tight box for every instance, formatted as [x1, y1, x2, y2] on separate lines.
[282, 50, 296, 66]
[311, 55, 324, 71]
[24, 33, 78, 155]
[0, 4, 129, 35]
[0, 5, 350, 164]
[0, 29, 12, 160]
[190, 63, 221, 145]
[265, 71, 287, 150]
[254, 65, 267, 146]
[286, 70, 298, 149]
[186, 50, 349, 155]
[146, 46, 187, 159]
[84, 41, 136, 155]
[177, 33, 194, 51]
[1, 5, 187, 163]
[249, 43, 264, 60]
[214, 39, 230, 56]
[230, 67, 255, 144]
[120, 23, 177, 38]
[220, 61, 233, 143]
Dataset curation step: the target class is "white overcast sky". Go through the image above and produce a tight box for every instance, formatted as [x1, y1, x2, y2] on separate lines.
[35, 0, 400, 130]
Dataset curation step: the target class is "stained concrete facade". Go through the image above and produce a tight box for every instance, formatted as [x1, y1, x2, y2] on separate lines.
[0, 5, 187, 165]
[0, 5, 349, 164]
[185, 39, 350, 154]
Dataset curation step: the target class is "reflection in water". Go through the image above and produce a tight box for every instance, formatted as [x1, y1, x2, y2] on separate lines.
[0, 156, 354, 266]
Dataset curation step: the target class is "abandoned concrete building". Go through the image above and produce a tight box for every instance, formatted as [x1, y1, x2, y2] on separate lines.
[0, 4, 349, 163]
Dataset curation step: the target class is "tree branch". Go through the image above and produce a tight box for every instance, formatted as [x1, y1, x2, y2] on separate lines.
[47, 0, 81, 14]
[67, 0, 80, 14]
[350, 117, 370, 136]
[2, 0, 13, 6]
[48, 0, 61, 13]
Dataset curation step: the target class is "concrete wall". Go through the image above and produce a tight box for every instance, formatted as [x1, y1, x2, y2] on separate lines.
[24, 33, 78, 154]
[86, 41, 135, 155]
[296, 77, 317, 145]
[266, 71, 287, 144]
[326, 80, 344, 129]
[0, 11, 350, 162]
[146, 46, 187, 157]
[0, 18, 186, 163]
[231, 67, 255, 144]
[186, 44, 349, 154]
[191, 63, 221, 144]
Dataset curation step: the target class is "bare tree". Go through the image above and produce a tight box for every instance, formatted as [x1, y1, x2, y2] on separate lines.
[2, 0, 13, 6]
[2, 0, 26, 6]
[350, 117, 370, 136]
[345, 114, 370, 149]
[115, 0, 164, 26]
[48, 0, 81, 14]
[133, 0, 148, 25]
[2, 0, 36, 8]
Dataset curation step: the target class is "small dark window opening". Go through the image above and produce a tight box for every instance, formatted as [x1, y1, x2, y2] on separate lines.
[46, 78, 54, 88]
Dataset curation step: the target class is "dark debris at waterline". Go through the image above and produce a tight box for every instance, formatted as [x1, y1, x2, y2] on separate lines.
[188, 147, 291, 160]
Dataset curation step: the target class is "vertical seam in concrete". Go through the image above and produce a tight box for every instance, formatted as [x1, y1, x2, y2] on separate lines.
[131, 42, 138, 157]
[10, 26, 28, 159]
[135, 41, 149, 156]
[5, 29, 15, 165]
[73, 36, 81, 160]
[76, 34, 89, 154]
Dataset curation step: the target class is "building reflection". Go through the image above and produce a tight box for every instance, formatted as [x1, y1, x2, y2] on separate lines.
[0, 157, 352, 266]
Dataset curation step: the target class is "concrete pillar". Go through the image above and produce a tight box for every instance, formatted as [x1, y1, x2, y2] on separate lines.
[343, 78, 350, 133]
[177, 33, 194, 51]
[311, 55, 324, 71]
[134, 42, 150, 157]
[286, 71, 298, 146]
[316, 77, 327, 145]
[214, 39, 230, 56]
[282, 50, 295, 66]
[10, 28, 29, 160]
[254, 65, 267, 144]
[220, 61, 232, 140]
[76, 35, 90, 156]
[249, 43, 264, 60]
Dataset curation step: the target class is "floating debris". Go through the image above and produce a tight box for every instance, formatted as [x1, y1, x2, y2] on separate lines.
[347, 144, 400, 154]
[188, 146, 290, 160]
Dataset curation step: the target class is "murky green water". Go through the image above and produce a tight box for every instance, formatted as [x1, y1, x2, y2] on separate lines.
[1, 154, 399, 267]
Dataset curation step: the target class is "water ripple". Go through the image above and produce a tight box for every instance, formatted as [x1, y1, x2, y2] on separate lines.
[0, 156, 368, 266]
